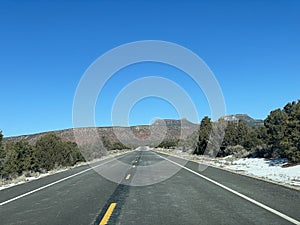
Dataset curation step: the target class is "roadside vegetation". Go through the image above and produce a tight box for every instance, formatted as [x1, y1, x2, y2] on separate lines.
[0, 132, 131, 181]
[158, 140, 179, 149]
[1, 100, 299, 181]
[0, 133, 85, 180]
[102, 136, 130, 151]
[193, 100, 300, 163]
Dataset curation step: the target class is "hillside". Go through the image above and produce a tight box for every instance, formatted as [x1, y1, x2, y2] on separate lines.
[221, 114, 264, 127]
[3, 115, 264, 147]
[3, 119, 199, 148]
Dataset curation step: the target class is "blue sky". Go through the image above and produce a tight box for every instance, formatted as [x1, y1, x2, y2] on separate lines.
[1, 0, 300, 137]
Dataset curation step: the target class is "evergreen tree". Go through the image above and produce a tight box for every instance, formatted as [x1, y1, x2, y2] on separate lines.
[35, 134, 84, 171]
[264, 100, 300, 162]
[1, 141, 35, 178]
[236, 120, 248, 145]
[35, 134, 62, 171]
[243, 128, 261, 150]
[101, 136, 112, 150]
[220, 120, 261, 156]
[0, 130, 3, 148]
[158, 140, 179, 149]
[194, 116, 212, 155]
[264, 108, 287, 150]
[0, 130, 5, 177]
[0, 130, 4, 160]
[256, 126, 269, 144]
[281, 101, 300, 162]
[59, 141, 84, 166]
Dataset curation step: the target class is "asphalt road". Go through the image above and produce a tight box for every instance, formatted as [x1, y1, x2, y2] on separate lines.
[0, 148, 299, 225]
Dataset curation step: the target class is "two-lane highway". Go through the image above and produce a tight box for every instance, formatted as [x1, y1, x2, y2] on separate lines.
[1, 148, 299, 224]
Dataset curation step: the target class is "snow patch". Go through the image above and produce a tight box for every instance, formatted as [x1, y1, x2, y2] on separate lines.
[224, 158, 300, 186]
[155, 148, 300, 187]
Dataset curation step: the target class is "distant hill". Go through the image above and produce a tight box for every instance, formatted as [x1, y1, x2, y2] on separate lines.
[221, 114, 264, 127]
[3, 119, 199, 148]
[152, 118, 197, 127]
[3, 116, 264, 148]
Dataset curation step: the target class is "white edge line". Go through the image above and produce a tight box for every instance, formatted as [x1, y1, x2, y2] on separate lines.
[153, 151, 300, 225]
[0, 152, 130, 206]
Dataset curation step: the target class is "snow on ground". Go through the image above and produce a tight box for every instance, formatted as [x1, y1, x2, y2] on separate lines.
[2, 148, 299, 190]
[155, 148, 300, 188]
[222, 157, 300, 186]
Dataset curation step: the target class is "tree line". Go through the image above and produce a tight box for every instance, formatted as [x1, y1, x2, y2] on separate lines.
[1, 99, 299, 180]
[0, 132, 132, 180]
[194, 100, 300, 163]
[0, 133, 85, 180]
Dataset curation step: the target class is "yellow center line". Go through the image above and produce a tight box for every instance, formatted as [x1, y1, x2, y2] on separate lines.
[99, 203, 117, 225]
[125, 174, 131, 180]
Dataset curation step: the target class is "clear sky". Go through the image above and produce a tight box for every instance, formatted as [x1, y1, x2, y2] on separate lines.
[1, 0, 300, 137]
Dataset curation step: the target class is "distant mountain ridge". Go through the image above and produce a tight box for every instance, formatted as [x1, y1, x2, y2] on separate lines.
[3, 119, 199, 147]
[151, 118, 197, 127]
[3, 116, 263, 146]
[221, 114, 264, 127]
